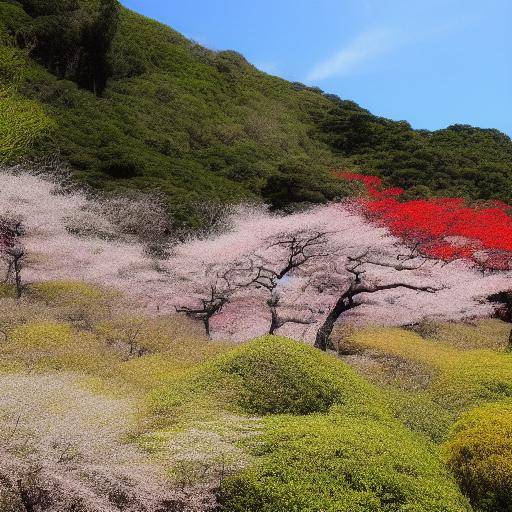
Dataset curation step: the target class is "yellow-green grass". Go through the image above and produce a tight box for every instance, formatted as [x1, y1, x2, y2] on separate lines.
[139, 336, 470, 510]
[144, 336, 384, 427]
[349, 327, 512, 413]
[1, 320, 121, 375]
[431, 319, 511, 351]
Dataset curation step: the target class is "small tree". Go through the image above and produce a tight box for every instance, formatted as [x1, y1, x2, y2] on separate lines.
[0, 216, 25, 299]
[175, 265, 242, 338]
[176, 283, 231, 339]
[4, 245, 25, 299]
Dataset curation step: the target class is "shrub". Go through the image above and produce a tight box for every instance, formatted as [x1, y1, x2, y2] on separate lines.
[0, 90, 54, 163]
[444, 401, 512, 511]
[203, 336, 375, 415]
[4, 319, 118, 373]
[30, 280, 115, 327]
[9, 321, 74, 349]
[144, 336, 378, 427]
[219, 412, 470, 512]
[30, 280, 105, 303]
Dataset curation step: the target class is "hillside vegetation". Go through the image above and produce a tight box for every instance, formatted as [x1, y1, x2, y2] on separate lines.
[1, 0, 512, 227]
[2, 278, 512, 511]
[0, 280, 474, 511]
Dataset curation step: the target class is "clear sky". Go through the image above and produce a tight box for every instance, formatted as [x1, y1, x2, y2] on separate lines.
[121, 0, 511, 136]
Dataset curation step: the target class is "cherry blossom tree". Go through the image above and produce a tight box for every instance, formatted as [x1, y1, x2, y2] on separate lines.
[240, 230, 330, 335]
[1, 168, 511, 345]
[310, 251, 440, 350]
[175, 265, 239, 338]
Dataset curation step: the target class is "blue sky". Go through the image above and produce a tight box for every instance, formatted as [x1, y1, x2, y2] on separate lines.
[121, 0, 511, 136]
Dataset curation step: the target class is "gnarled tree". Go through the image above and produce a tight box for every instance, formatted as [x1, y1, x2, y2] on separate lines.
[243, 230, 330, 335]
[312, 251, 439, 350]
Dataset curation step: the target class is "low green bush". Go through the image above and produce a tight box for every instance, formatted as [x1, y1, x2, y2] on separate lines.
[204, 336, 374, 415]
[444, 401, 512, 511]
[219, 412, 470, 512]
[30, 280, 105, 303]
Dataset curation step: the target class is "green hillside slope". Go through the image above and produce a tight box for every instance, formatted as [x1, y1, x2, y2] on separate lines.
[1, 0, 512, 227]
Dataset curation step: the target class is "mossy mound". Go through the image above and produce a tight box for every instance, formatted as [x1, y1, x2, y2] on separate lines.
[145, 336, 379, 428]
[204, 336, 375, 415]
[4, 320, 118, 373]
[444, 401, 512, 511]
[219, 412, 470, 512]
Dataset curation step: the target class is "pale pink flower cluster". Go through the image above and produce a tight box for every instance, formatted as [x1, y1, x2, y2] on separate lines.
[0, 373, 212, 511]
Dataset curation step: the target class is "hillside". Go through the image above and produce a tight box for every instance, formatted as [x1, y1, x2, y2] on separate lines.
[1, 0, 512, 227]
[0, 170, 511, 511]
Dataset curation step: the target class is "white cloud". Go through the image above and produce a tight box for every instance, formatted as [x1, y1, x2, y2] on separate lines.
[306, 28, 402, 82]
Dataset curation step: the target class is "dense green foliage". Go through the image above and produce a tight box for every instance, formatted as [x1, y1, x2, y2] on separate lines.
[202, 336, 374, 415]
[219, 412, 470, 512]
[140, 336, 470, 510]
[212, 339, 470, 511]
[320, 100, 512, 202]
[444, 401, 512, 512]
[1, 0, 511, 226]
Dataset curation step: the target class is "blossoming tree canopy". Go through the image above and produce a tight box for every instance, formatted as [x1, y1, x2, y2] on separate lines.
[2, 169, 511, 344]
[338, 172, 512, 270]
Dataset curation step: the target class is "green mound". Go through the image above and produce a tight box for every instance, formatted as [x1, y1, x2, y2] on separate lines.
[219, 412, 470, 512]
[145, 335, 378, 425]
[205, 336, 373, 415]
[444, 401, 512, 511]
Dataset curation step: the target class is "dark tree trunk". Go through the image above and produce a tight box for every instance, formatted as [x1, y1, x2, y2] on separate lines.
[203, 316, 211, 339]
[17, 479, 36, 512]
[269, 307, 279, 335]
[314, 295, 354, 351]
[13, 257, 22, 299]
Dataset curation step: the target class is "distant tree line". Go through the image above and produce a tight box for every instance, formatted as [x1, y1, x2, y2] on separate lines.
[15, 0, 120, 95]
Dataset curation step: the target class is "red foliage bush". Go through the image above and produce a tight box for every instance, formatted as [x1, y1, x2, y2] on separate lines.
[338, 172, 512, 270]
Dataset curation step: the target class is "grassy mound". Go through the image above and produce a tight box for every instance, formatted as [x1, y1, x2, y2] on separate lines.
[30, 280, 106, 303]
[204, 336, 375, 415]
[144, 335, 380, 433]
[219, 412, 470, 512]
[444, 401, 512, 511]
[3, 320, 118, 373]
